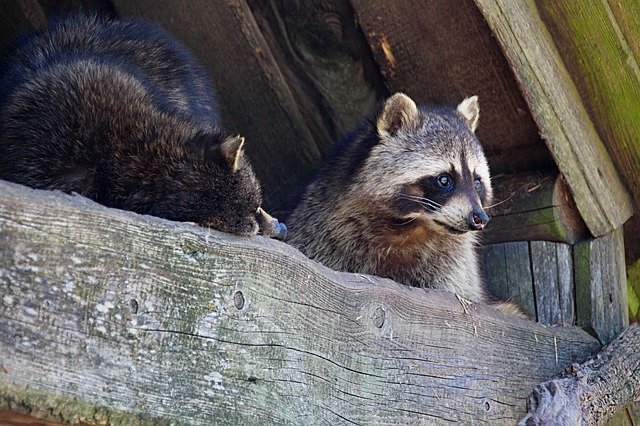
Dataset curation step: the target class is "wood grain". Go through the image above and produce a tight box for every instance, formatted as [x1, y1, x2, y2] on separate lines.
[0, 180, 601, 424]
[520, 322, 640, 425]
[474, 0, 634, 237]
[530, 241, 575, 326]
[482, 242, 536, 318]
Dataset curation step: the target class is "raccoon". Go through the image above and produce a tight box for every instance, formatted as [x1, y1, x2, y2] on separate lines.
[0, 15, 285, 238]
[288, 93, 522, 314]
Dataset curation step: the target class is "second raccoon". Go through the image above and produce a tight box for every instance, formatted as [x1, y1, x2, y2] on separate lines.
[0, 15, 285, 237]
[288, 93, 521, 314]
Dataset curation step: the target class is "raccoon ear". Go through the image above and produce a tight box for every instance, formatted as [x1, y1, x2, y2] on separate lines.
[376, 93, 420, 137]
[220, 135, 245, 173]
[457, 95, 480, 132]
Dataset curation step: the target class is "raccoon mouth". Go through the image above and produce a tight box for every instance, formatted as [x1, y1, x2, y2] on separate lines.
[434, 220, 467, 235]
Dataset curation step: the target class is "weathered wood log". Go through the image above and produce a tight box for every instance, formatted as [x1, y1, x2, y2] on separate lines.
[536, 0, 640, 210]
[0, 180, 601, 424]
[350, 0, 553, 175]
[575, 228, 629, 345]
[484, 173, 588, 244]
[474, 0, 635, 237]
[519, 322, 640, 426]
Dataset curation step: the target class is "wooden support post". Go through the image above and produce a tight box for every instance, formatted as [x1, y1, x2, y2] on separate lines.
[575, 228, 629, 344]
[474, 0, 635, 237]
[0, 180, 601, 424]
[530, 241, 575, 326]
[485, 173, 588, 244]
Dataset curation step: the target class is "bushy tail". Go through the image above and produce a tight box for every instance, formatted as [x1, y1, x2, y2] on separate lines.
[491, 300, 530, 319]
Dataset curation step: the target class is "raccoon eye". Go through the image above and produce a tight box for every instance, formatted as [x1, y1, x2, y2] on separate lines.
[435, 174, 453, 191]
[474, 178, 483, 191]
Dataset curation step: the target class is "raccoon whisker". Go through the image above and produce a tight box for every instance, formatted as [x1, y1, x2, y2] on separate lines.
[484, 194, 515, 210]
[393, 216, 419, 226]
[398, 195, 442, 210]
[400, 194, 445, 208]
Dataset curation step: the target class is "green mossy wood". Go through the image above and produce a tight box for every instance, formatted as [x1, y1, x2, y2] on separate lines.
[474, 0, 635, 237]
[0, 180, 601, 424]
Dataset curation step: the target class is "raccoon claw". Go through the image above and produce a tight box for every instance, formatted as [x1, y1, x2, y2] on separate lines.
[256, 207, 287, 240]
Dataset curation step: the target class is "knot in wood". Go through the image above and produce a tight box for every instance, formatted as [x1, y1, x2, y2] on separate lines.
[373, 306, 385, 328]
[129, 299, 138, 314]
[233, 291, 245, 310]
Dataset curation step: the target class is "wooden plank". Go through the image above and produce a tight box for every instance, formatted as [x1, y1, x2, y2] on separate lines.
[473, 0, 634, 237]
[531, 241, 561, 325]
[0, 179, 601, 424]
[530, 241, 575, 326]
[575, 228, 629, 344]
[536, 0, 640, 209]
[482, 242, 536, 318]
[111, 0, 378, 214]
[485, 173, 588, 244]
[349, 0, 554, 175]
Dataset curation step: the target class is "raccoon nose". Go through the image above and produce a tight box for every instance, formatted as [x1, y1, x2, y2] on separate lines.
[468, 210, 489, 230]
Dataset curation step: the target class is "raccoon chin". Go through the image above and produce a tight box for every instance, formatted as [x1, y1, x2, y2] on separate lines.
[433, 220, 467, 235]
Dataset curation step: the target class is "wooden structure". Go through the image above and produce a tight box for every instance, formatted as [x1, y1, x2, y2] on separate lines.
[1, 0, 639, 424]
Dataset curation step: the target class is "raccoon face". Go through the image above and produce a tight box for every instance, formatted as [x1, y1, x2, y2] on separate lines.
[150, 133, 264, 236]
[365, 93, 493, 236]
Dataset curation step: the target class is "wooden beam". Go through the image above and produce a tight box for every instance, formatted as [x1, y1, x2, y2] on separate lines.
[485, 173, 588, 244]
[0, 180, 600, 424]
[575, 228, 629, 344]
[536, 0, 640, 209]
[473, 0, 635, 237]
[530, 241, 575, 326]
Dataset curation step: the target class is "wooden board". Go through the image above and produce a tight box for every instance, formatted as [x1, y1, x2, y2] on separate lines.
[575, 228, 629, 344]
[530, 241, 575, 326]
[483, 241, 574, 325]
[0, 180, 601, 424]
[536, 0, 640, 209]
[474, 0, 635, 237]
[350, 0, 554, 175]
[482, 242, 536, 318]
